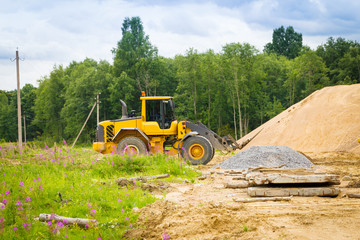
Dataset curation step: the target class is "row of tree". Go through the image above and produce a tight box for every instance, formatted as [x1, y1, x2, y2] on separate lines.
[1, 17, 359, 143]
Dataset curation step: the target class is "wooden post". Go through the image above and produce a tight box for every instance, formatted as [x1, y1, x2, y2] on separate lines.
[16, 50, 22, 148]
[23, 114, 26, 144]
[96, 93, 99, 125]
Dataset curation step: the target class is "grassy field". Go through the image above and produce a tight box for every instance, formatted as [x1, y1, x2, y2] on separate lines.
[0, 142, 198, 239]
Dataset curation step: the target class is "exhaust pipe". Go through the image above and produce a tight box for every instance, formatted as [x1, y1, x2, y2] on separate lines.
[120, 100, 128, 119]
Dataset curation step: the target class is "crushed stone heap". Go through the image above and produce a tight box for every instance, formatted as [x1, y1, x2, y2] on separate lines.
[213, 145, 313, 170]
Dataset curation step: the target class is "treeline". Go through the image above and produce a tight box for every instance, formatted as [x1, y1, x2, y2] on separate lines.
[1, 17, 359, 143]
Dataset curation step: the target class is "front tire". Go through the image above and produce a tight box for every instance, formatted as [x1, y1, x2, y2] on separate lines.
[181, 135, 213, 165]
[117, 137, 147, 155]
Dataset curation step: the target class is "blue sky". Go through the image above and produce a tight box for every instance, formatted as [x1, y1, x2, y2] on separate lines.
[1, 0, 360, 91]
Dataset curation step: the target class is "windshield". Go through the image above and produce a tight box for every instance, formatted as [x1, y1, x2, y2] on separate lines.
[163, 99, 176, 125]
[146, 99, 176, 129]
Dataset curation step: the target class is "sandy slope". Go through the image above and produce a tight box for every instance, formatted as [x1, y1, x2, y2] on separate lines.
[238, 84, 360, 153]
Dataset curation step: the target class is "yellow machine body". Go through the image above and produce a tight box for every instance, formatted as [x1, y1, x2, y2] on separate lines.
[93, 96, 191, 155]
[93, 95, 243, 165]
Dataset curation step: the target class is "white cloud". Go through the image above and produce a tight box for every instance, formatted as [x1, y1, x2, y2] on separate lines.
[1, 0, 360, 91]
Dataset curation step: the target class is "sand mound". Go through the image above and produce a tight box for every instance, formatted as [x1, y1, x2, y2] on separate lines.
[238, 84, 360, 153]
[213, 145, 313, 169]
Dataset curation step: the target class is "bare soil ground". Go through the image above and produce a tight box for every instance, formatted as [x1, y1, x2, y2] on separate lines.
[126, 152, 360, 240]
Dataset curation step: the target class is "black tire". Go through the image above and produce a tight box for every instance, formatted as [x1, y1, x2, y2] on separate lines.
[181, 135, 214, 165]
[117, 137, 147, 155]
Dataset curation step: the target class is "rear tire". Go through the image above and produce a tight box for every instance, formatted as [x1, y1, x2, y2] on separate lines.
[117, 137, 147, 155]
[181, 135, 213, 165]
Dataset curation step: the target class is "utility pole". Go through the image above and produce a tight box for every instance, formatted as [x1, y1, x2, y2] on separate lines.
[15, 50, 22, 148]
[23, 114, 26, 144]
[96, 93, 100, 125]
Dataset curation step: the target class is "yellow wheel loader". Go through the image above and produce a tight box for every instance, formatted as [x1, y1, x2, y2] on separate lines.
[93, 93, 246, 165]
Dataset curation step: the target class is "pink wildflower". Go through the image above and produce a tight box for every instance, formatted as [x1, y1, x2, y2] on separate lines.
[23, 222, 31, 230]
[90, 209, 96, 216]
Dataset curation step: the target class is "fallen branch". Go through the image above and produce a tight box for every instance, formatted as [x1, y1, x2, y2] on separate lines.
[129, 174, 170, 181]
[116, 174, 170, 186]
[347, 193, 360, 198]
[233, 196, 292, 203]
[36, 213, 97, 228]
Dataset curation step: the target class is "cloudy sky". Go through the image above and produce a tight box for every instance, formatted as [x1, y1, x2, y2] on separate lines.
[1, 0, 360, 91]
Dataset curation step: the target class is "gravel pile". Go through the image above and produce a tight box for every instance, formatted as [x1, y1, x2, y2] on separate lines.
[213, 145, 313, 169]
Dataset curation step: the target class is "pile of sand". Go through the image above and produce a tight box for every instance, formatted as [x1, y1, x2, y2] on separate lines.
[238, 84, 360, 153]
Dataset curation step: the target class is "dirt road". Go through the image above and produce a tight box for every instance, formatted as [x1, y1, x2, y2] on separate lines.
[126, 152, 360, 240]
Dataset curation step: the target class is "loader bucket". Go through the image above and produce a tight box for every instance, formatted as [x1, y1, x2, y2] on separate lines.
[185, 121, 245, 153]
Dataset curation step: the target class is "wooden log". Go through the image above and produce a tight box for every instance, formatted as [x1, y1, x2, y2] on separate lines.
[246, 173, 340, 185]
[248, 187, 339, 197]
[129, 173, 170, 181]
[118, 174, 171, 185]
[198, 175, 207, 180]
[347, 193, 360, 198]
[37, 213, 97, 228]
[224, 170, 245, 174]
[147, 174, 170, 179]
[233, 196, 292, 203]
[224, 181, 249, 188]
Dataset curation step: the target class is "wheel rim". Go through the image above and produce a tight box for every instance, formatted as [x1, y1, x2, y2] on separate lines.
[189, 144, 204, 160]
[125, 145, 139, 155]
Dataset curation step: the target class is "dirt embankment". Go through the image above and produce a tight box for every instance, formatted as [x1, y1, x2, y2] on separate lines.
[126, 152, 360, 240]
[238, 84, 360, 153]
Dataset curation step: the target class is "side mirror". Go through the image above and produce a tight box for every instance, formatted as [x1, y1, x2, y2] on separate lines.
[170, 99, 175, 109]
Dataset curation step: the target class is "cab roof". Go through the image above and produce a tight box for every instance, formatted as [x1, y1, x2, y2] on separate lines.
[140, 96, 173, 100]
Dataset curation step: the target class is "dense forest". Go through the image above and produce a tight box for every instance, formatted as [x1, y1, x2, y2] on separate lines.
[1, 17, 359, 144]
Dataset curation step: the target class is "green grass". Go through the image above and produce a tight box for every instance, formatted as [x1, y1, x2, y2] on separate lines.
[0, 142, 199, 239]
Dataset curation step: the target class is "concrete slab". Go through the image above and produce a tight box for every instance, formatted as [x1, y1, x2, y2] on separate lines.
[246, 173, 340, 185]
[248, 187, 340, 197]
